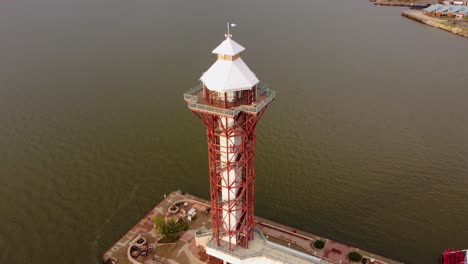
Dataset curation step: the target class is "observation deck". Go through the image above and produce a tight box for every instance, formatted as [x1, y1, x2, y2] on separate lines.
[184, 83, 276, 117]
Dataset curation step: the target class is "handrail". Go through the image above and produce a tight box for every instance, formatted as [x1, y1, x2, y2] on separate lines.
[184, 83, 275, 117]
[184, 83, 203, 103]
[186, 83, 203, 95]
[206, 229, 324, 264]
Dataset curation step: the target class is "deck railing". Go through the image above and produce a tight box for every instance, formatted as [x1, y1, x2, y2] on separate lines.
[183, 83, 203, 102]
[239, 89, 275, 114]
[206, 229, 323, 264]
[184, 83, 275, 117]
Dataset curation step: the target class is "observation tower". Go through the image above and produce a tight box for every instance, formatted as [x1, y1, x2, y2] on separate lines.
[184, 29, 275, 251]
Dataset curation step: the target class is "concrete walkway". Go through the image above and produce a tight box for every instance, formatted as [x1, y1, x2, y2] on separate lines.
[103, 191, 403, 264]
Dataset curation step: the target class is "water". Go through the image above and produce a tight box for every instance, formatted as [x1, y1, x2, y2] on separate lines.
[1, 0, 467, 263]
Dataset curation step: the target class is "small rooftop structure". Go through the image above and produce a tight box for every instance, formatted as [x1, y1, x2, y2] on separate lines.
[200, 57, 259, 92]
[212, 37, 246, 56]
[185, 34, 274, 117]
[200, 36, 259, 92]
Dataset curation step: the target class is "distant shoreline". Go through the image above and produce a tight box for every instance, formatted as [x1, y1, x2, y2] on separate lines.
[371, 0, 433, 7]
[369, 0, 468, 39]
[402, 10, 468, 38]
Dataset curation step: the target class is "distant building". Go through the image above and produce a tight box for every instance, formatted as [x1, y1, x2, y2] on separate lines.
[438, 0, 468, 5]
[424, 4, 468, 18]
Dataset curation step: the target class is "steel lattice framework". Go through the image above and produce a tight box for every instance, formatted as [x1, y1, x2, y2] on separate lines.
[190, 107, 268, 250]
[185, 35, 275, 252]
[443, 249, 466, 264]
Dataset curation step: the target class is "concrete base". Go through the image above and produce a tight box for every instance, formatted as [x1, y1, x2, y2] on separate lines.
[103, 191, 404, 264]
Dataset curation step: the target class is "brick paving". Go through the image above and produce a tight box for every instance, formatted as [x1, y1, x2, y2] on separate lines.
[103, 191, 403, 264]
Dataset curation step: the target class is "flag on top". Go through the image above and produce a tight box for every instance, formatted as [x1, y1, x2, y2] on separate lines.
[226, 22, 237, 38]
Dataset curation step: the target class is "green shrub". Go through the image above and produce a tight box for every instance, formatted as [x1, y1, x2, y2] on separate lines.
[348, 251, 363, 262]
[313, 239, 325, 249]
[153, 216, 189, 243]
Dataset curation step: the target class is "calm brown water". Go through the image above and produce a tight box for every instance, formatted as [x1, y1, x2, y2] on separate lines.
[1, 0, 468, 263]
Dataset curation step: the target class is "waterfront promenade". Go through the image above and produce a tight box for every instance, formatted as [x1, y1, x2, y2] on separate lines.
[103, 191, 403, 264]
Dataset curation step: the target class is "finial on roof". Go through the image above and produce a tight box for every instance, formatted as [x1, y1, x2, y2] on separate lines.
[225, 22, 237, 38]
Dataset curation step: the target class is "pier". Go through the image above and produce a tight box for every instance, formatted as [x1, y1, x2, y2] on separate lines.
[103, 191, 403, 264]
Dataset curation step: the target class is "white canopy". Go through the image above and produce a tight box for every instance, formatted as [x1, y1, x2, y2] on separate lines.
[200, 57, 259, 92]
[212, 37, 245, 56]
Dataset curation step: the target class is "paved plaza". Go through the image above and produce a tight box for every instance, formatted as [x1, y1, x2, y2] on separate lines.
[103, 191, 403, 264]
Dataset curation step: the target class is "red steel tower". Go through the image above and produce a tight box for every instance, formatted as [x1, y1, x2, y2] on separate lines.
[443, 249, 466, 264]
[184, 33, 275, 250]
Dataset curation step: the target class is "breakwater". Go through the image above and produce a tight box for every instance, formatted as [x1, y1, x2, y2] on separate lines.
[372, 0, 430, 7]
[402, 10, 468, 38]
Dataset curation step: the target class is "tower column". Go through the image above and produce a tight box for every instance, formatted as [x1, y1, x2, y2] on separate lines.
[184, 34, 275, 251]
[219, 116, 242, 245]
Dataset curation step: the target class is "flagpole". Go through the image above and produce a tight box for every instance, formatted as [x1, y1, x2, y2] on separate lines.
[227, 22, 230, 37]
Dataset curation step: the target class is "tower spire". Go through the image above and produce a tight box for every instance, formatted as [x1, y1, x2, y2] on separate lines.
[225, 22, 236, 38]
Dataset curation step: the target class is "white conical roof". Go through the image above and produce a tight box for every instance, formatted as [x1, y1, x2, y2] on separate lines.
[200, 57, 259, 92]
[212, 37, 245, 56]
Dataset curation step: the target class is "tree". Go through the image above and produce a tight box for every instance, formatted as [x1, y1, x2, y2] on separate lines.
[153, 216, 189, 243]
[313, 239, 325, 249]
